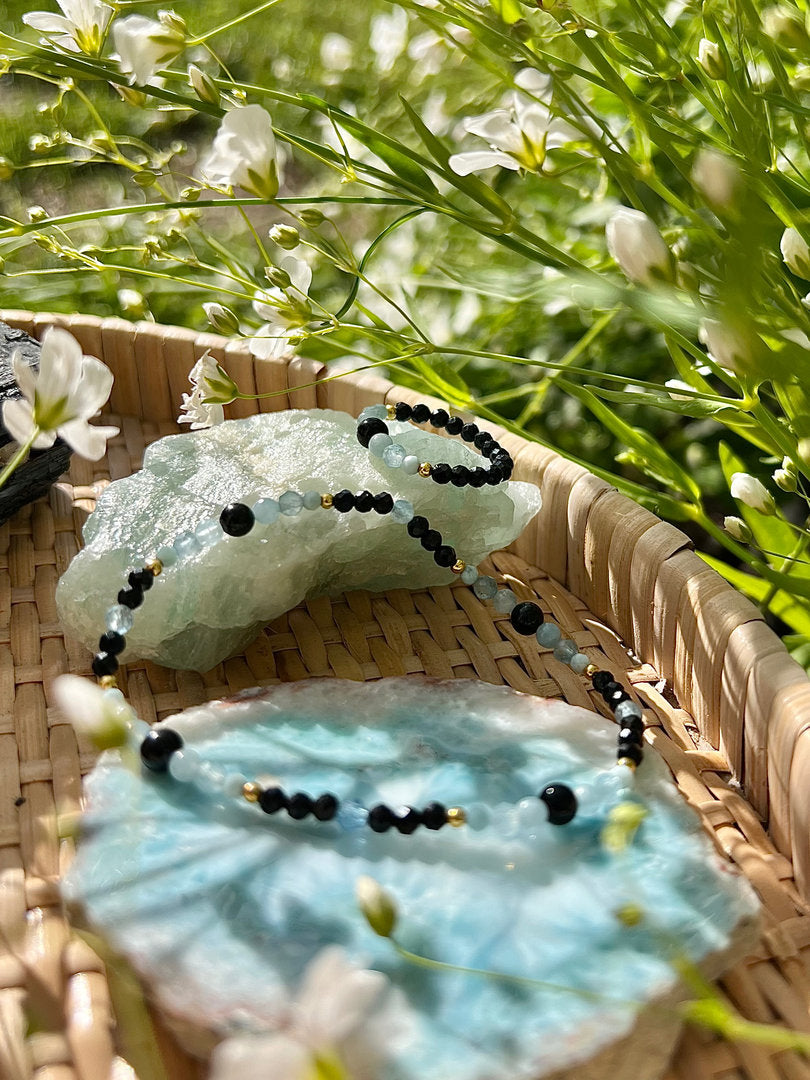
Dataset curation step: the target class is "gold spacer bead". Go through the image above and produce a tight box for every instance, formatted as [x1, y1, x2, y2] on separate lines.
[320, 493, 334, 509]
[418, 462, 432, 477]
[616, 757, 638, 772]
[446, 807, 467, 827]
[451, 559, 466, 575]
[99, 675, 118, 689]
[145, 558, 162, 577]
[386, 403, 397, 420]
[242, 781, 262, 803]
[585, 663, 598, 677]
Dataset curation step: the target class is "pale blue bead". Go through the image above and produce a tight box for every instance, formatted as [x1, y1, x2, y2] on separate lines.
[358, 404, 386, 421]
[391, 499, 414, 524]
[303, 490, 322, 510]
[106, 604, 134, 634]
[253, 497, 279, 525]
[382, 442, 406, 468]
[169, 748, 202, 782]
[401, 455, 420, 474]
[472, 575, 497, 600]
[570, 652, 590, 674]
[461, 565, 479, 585]
[195, 519, 221, 547]
[127, 718, 151, 744]
[493, 589, 518, 614]
[279, 491, 303, 516]
[615, 700, 644, 723]
[368, 432, 392, 457]
[337, 800, 368, 831]
[156, 544, 177, 568]
[536, 622, 562, 648]
[465, 803, 491, 831]
[174, 531, 201, 559]
[553, 639, 579, 663]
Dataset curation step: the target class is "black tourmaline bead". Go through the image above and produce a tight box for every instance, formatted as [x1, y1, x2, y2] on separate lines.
[357, 416, 388, 447]
[618, 726, 644, 746]
[606, 687, 631, 708]
[313, 793, 339, 821]
[354, 490, 374, 513]
[430, 408, 449, 428]
[117, 586, 143, 609]
[473, 431, 490, 450]
[486, 442, 502, 459]
[92, 651, 118, 677]
[99, 631, 126, 656]
[368, 804, 395, 832]
[394, 806, 422, 834]
[332, 489, 355, 513]
[510, 602, 543, 636]
[430, 462, 451, 484]
[407, 515, 429, 538]
[394, 401, 412, 421]
[287, 792, 314, 819]
[372, 492, 394, 514]
[259, 786, 288, 814]
[617, 741, 644, 765]
[461, 423, 479, 442]
[591, 670, 614, 692]
[422, 802, 447, 830]
[434, 545, 456, 568]
[621, 714, 645, 736]
[220, 502, 254, 537]
[479, 437, 494, 456]
[421, 529, 442, 552]
[128, 568, 154, 591]
[539, 783, 578, 825]
[445, 416, 463, 435]
[450, 465, 469, 487]
[140, 727, 183, 772]
[599, 680, 622, 702]
[411, 403, 431, 424]
[485, 468, 503, 485]
[468, 468, 487, 488]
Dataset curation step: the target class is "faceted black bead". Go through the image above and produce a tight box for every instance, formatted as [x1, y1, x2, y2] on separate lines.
[372, 492, 394, 514]
[607, 688, 631, 708]
[354, 490, 374, 513]
[591, 670, 614, 692]
[620, 714, 645, 735]
[479, 437, 494, 456]
[394, 806, 422, 834]
[140, 727, 183, 773]
[430, 408, 449, 428]
[332, 489, 355, 513]
[485, 468, 503, 485]
[313, 793, 339, 821]
[220, 502, 254, 537]
[599, 681, 622, 702]
[422, 802, 447, 830]
[510, 601, 543, 636]
[617, 741, 644, 765]
[434, 545, 456, 568]
[487, 442, 502, 459]
[539, 783, 578, 825]
[618, 726, 644, 746]
[368, 804, 395, 832]
[128, 568, 154, 591]
[468, 467, 487, 488]
[117, 586, 143, 609]
[394, 401, 412, 421]
[445, 416, 463, 435]
[461, 422, 479, 442]
[421, 529, 442, 552]
[411, 403, 431, 424]
[259, 786, 288, 814]
[92, 651, 118, 677]
[430, 462, 451, 484]
[99, 631, 126, 656]
[450, 465, 469, 487]
[287, 792, 313, 819]
[357, 416, 388, 447]
[407, 515, 429, 538]
[473, 431, 490, 450]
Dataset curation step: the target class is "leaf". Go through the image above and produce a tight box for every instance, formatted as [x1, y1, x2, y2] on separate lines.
[334, 114, 439, 193]
[488, 0, 524, 24]
[588, 385, 730, 419]
[410, 353, 470, 406]
[698, 552, 810, 637]
[717, 442, 796, 560]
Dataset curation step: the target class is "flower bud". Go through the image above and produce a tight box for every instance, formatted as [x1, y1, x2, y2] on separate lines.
[780, 227, 810, 280]
[773, 467, 797, 492]
[118, 288, 148, 317]
[0, 157, 14, 181]
[27, 205, 48, 223]
[692, 150, 740, 212]
[762, 5, 810, 50]
[724, 516, 753, 543]
[52, 675, 132, 751]
[133, 170, 158, 188]
[115, 85, 148, 108]
[203, 302, 240, 336]
[299, 208, 326, 227]
[264, 265, 291, 289]
[697, 39, 726, 79]
[355, 876, 397, 938]
[188, 64, 220, 106]
[698, 318, 752, 373]
[28, 133, 51, 154]
[605, 207, 673, 287]
[730, 472, 776, 515]
[268, 223, 300, 250]
[158, 9, 186, 34]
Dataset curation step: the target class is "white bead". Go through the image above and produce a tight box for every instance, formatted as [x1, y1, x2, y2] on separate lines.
[368, 432, 392, 457]
[401, 455, 420, 474]
[169, 747, 202, 782]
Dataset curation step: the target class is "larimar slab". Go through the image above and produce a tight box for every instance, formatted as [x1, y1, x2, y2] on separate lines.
[64, 678, 759, 1080]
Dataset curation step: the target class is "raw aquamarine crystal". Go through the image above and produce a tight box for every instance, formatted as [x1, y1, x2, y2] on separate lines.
[56, 410, 542, 671]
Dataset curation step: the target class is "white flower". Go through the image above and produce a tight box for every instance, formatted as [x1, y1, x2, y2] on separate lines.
[201, 105, 282, 201]
[723, 515, 753, 542]
[249, 256, 312, 360]
[208, 947, 399, 1080]
[780, 227, 810, 279]
[697, 38, 726, 79]
[52, 675, 133, 749]
[370, 7, 408, 75]
[113, 14, 184, 85]
[2, 327, 118, 458]
[23, 0, 113, 55]
[320, 32, 353, 73]
[698, 318, 751, 372]
[730, 472, 776, 515]
[177, 351, 236, 429]
[692, 149, 740, 211]
[605, 207, 672, 286]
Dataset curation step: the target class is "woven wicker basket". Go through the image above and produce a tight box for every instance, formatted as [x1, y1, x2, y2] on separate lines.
[2, 308, 810, 1080]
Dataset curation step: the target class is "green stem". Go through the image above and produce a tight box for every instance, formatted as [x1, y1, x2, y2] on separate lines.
[186, 0, 285, 44]
[0, 429, 41, 492]
[759, 531, 810, 617]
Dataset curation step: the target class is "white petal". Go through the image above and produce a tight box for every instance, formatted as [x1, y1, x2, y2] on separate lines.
[23, 12, 71, 32]
[247, 324, 295, 360]
[448, 150, 519, 175]
[296, 948, 387, 1047]
[68, 355, 114, 418]
[57, 418, 118, 460]
[463, 109, 515, 145]
[11, 348, 37, 404]
[51, 674, 107, 733]
[280, 255, 312, 296]
[209, 1034, 310, 1080]
[516, 101, 552, 146]
[2, 398, 40, 446]
[514, 67, 552, 97]
[36, 327, 83, 410]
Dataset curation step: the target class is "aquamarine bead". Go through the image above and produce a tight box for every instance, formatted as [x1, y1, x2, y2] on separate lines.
[461, 565, 479, 585]
[253, 497, 279, 525]
[472, 575, 498, 600]
[401, 455, 419, 474]
[615, 700, 643, 723]
[169, 748, 202, 782]
[493, 589, 518, 614]
[279, 491, 303, 516]
[570, 652, 590, 674]
[337, 800, 368, 831]
[127, 717, 151, 744]
[391, 499, 414, 524]
[358, 404, 387, 421]
[156, 544, 177, 568]
[174, 531, 201, 559]
[368, 432, 392, 457]
[536, 622, 562, 648]
[195, 519, 221, 547]
[382, 442, 406, 469]
[553, 639, 579, 663]
[106, 604, 134, 634]
[303, 490, 322, 510]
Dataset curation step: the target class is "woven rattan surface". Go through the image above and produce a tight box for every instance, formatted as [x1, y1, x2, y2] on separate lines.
[2, 310, 810, 1080]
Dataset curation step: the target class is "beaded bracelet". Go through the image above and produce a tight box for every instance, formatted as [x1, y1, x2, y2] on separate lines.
[89, 402, 645, 834]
